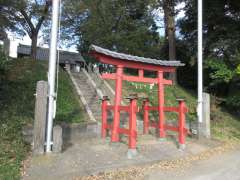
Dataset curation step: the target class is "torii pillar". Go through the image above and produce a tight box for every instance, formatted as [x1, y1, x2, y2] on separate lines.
[111, 65, 123, 142]
[158, 71, 165, 138]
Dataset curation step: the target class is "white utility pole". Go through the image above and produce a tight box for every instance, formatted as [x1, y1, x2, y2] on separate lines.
[198, 0, 203, 123]
[46, 0, 60, 152]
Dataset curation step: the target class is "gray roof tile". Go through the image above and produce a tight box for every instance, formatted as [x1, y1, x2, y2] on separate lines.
[90, 45, 184, 67]
[18, 44, 85, 64]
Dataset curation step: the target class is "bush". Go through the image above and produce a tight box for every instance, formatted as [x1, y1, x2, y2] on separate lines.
[205, 58, 234, 86]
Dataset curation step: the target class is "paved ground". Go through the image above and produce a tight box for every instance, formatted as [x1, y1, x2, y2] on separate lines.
[146, 145, 240, 180]
[22, 123, 226, 180]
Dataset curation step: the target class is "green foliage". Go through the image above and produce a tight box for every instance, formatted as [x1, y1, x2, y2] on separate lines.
[237, 64, 240, 75]
[206, 58, 234, 85]
[64, 0, 162, 59]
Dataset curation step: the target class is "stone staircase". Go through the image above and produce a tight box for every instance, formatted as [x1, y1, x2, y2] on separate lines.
[69, 69, 142, 132]
[70, 71, 103, 122]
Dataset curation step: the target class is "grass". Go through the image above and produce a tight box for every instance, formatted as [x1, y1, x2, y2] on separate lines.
[55, 65, 87, 123]
[0, 59, 86, 179]
[107, 79, 240, 142]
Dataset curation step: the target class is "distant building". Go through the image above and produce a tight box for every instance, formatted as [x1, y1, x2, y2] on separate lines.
[17, 44, 85, 71]
[3, 38, 86, 72]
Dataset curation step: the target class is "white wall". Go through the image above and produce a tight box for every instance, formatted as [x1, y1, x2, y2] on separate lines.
[9, 40, 18, 58]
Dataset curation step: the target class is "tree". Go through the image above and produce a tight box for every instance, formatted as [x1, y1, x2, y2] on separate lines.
[154, 0, 182, 83]
[163, 0, 177, 82]
[62, 0, 162, 60]
[162, 0, 176, 61]
[178, 0, 240, 111]
[0, 0, 51, 60]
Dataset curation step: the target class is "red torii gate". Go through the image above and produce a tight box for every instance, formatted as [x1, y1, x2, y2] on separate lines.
[90, 45, 188, 151]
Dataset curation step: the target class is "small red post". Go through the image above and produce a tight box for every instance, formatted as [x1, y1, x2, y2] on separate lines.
[143, 99, 149, 134]
[158, 71, 165, 138]
[129, 98, 138, 149]
[138, 69, 144, 77]
[101, 96, 109, 138]
[178, 99, 186, 148]
[111, 65, 123, 142]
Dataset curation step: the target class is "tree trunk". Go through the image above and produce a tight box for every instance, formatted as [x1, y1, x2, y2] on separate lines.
[31, 32, 38, 61]
[163, 0, 177, 84]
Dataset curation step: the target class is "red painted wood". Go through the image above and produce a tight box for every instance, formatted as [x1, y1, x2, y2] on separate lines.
[102, 73, 172, 85]
[101, 73, 116, 80]
[92, 53, 176, 72]
[150, 122, 158, 128]
[129, 99, 137, 149]
[106, 124, 111, 129]
[178, 100, 186, 145]
[111, 65, 123, 142]
[95, 51, 189, 148]
[149, 123, 188, 133]
[101, 99, 108, 138]
[165, 125, 178, 132]
[146, 106, 158, 111]
[123, 75, 157, 83]
[164, 107, 179, 112]
[158, 71, 165, 138]
[107, 105, 129, 112]
[143, 100, 149, 134]
[139, 69, 144, 77]
[118, 128, 130, 135]
[146, 106, 179, 112]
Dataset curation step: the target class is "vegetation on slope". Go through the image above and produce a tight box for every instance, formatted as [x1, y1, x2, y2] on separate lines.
[0, 58, 86, 179]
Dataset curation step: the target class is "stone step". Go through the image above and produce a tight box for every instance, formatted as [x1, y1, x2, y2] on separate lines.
[72, 71, 103, 122]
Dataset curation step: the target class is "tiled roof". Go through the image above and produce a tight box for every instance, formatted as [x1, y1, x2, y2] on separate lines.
[90, 45, 184, 67]
[18, 44, 85, 64]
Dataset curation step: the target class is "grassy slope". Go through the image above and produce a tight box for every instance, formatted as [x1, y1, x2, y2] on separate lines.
[55, 64, 87, 123]
[0, 59, 86, 179]
[108, 80, 240, 141]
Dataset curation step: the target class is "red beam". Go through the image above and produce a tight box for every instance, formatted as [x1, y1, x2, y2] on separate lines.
[106, 124, 112, 130]
[148, 123, 188, 134]
[145, 106, 179, 112]
[150, 122, 158, 128]
[107, 105, 129, 112]
[165, 125, 178, 132]
[165, 125, 189, 134]
[118, 128, 130, 135]
[163, 79, 173, 85]
[93, 53, 176, 72]
[123, 75, 157, 83]
[102, 73, 172, 85]
[147, 106, 158, 111]
[164, 107, 179, 112]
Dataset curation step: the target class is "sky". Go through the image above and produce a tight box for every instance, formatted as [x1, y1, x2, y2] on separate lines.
[8, 2, 185, 53]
